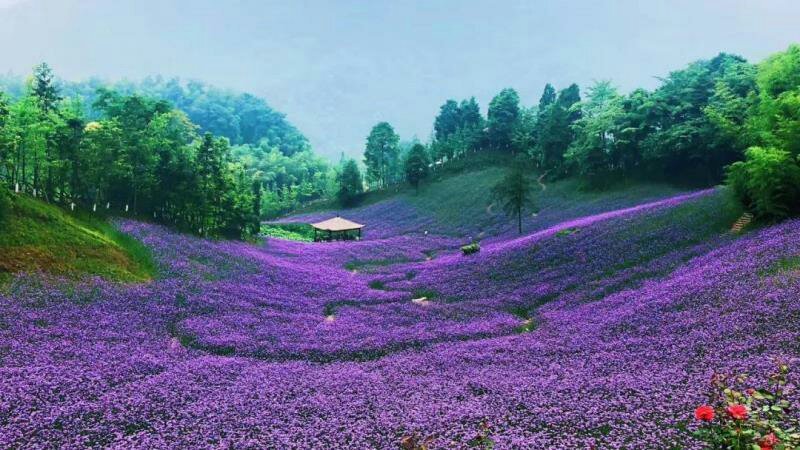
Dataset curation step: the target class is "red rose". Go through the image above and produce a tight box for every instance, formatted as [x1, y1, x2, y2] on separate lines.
[759, 432, 779, 450]
[726, 404, 748, 420]
[694, 405, 715, 421]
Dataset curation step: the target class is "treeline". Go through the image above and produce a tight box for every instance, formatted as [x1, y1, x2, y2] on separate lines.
[230, 141, 332, 217]
[0, 74, 310, 153]
[345, 44, 800, 220]
[0, 64, 334, 237]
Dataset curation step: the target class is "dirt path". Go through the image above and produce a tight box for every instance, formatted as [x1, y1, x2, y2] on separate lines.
[537, 171, 549, 191]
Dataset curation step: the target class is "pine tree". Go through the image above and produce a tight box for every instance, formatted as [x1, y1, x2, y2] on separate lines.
[31, 63, 61, 114]
[491, 161, 537, 234]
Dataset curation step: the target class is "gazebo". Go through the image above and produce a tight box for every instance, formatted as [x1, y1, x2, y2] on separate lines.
[311, 216, 364, 242]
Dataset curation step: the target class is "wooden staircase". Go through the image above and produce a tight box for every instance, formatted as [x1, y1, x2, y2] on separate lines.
[731, 212, 754, 233]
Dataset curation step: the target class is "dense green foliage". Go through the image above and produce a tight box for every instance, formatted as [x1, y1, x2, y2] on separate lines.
[0, 187, 10, 222]
[430, 97, 483, 162]
[336, 159, 364, 206]
[0, 64, 333, 236]
[0, 193, 155, 284]
[230, 141, 332, 218]
[727, 147, 800, 220]
[1, 75, 309, 153]
[403, 143, 430, 193]
[363, 122, 401, 189]
[260, 222, 316, 242]
[354, 44, 800, 224]
[720, 45, 800, 219]
[487, 88, 521, 152]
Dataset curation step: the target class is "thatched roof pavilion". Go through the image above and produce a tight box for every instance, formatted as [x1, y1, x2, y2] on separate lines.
[311, 216, 364, 241]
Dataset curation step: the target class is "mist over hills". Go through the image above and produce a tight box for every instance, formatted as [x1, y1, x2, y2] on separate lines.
[1, 0, 799, 159]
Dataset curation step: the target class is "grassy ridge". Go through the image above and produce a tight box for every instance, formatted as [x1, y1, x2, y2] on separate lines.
[0, 193, 156, 284]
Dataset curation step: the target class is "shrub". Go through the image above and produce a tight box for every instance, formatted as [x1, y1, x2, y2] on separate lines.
[727, 147, 800, 220]
[260, 223, 315, 242]
[692, 363, 800, 449]
[368, 280, 386, 290]
[461, 242, 480, 255]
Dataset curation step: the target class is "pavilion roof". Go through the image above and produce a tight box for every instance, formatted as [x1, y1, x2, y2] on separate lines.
[310, 216, 364, 232]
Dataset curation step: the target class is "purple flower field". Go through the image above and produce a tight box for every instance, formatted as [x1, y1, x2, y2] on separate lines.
[1, 188, 799, 449]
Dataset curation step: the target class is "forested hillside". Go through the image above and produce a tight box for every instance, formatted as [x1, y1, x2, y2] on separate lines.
[0, 66, 334, 234]
[339, 44, 800, 227]
[0, 75, 309, 152]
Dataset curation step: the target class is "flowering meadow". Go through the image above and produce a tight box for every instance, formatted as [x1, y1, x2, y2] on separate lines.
[1, 188, 799, 449]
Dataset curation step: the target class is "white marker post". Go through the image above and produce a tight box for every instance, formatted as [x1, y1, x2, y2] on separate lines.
[70, 202, 75, 211]
[93, 203, 97, 212]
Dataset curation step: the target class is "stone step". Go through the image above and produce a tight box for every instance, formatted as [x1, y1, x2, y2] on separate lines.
[731, 212, 754, 233]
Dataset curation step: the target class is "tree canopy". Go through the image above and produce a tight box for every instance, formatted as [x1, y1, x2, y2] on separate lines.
[0, 64, 335, 237]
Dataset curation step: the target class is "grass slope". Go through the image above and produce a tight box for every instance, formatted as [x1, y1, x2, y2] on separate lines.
[286, 164, 688, 241]
[405, 167, 687, 234]
[0, 193, 156, 284]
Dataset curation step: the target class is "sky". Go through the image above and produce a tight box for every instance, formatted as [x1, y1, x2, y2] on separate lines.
[0, 0, 798, 160]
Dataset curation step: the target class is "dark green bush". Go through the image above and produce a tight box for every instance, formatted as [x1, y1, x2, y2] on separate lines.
[727, 146, 800, 220]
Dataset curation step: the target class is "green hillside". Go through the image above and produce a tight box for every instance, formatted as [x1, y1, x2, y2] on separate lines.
[0, 192, 156, 284]
[404, 167, 687, 232]
[286, 164, 690, 241]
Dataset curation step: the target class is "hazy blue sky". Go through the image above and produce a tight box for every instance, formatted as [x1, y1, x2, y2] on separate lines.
[1, 0, 798, 159]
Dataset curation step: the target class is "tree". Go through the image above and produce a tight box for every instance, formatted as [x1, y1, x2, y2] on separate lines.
[31, 63, 61, 114]
[538, 83, 556, 112]
[487, 88, 520, 152]
[196, 133, 226, 233]
[337, 159, 363, 206]
[0, 92, 12, 185]
[748, 44, 800, 156]
[434, 100, 461, 142]
[512, 107, 538, 156]
[536, 84, 581, 173]
[431, 97, 484, 162]
[725, 45, 800, 221]
[459, 97, 483, 130]
[641, 53, 751, 183]
[491, 161, 537, 234]
[565, 81, 623, 186]
[363, 122, 399, 189]
[404, 143, 430, 193]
